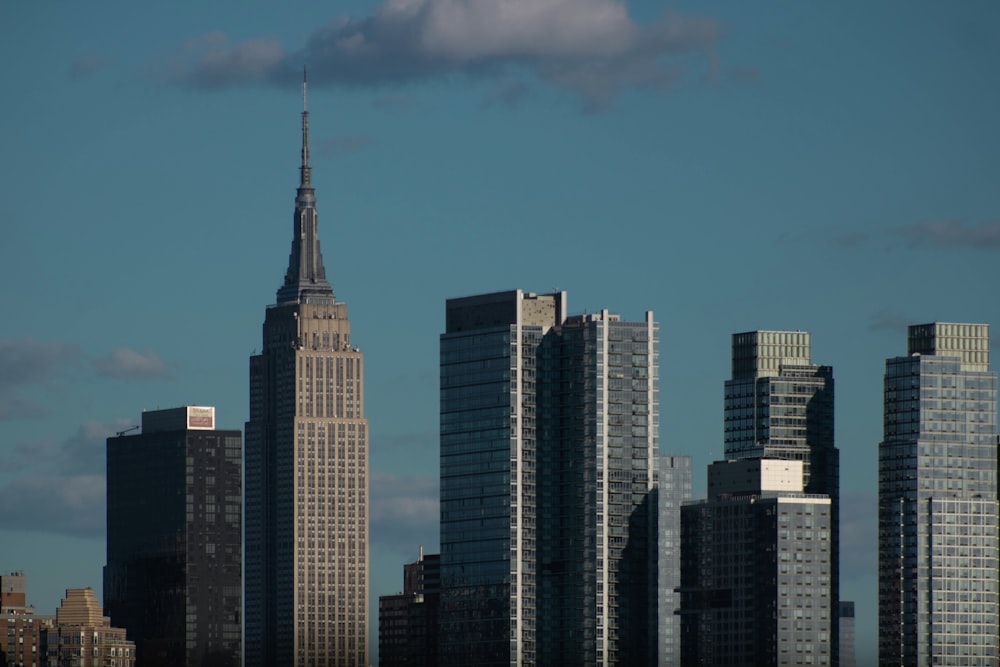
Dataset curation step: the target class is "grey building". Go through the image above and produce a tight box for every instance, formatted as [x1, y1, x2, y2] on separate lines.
[680, 458, 833, 666]
[439, 290, 659, 666]
[838, 601, 855, 667]
[657, 455, 691, 667]
[245, 74, 369, 666]
[724, 330, 839, 663]
[878, 322, 998, 665]
[104, 406, 242, 667]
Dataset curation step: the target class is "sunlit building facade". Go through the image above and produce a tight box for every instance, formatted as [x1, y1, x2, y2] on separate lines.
[245, 75, 368, 666]
[878, 322, 998, 666]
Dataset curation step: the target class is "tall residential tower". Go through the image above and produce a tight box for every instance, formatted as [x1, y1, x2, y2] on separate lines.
[724, 330, 839, 662]
[878, 322, 997, 665]
[439, 290, 659, 666]
[245, 73, 369, 667]
[679, 459, 833, 666]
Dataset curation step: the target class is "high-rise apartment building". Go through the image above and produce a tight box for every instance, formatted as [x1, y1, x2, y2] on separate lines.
[724, 330, 839, 662]
[657, 455, 691, 667]
[878, 322, 998, 665]
[679, 458, 833, 666]
[104, 406, 242, 667]
[439, 290, 659, 666]
[245, 73, 369, 667]
[378, 550, 441, 667]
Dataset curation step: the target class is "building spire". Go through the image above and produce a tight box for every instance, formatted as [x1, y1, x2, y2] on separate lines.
[276, 65, 333, 305]
[300, 66, 311, 187]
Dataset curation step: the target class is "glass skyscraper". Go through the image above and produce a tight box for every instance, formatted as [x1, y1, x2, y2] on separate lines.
[878, 322, 998, 665]
[439, 290, 659, 666]
[724, 330, 839, 663]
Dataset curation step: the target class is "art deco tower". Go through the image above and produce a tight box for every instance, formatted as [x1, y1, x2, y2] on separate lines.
[245, 73, 369, 667]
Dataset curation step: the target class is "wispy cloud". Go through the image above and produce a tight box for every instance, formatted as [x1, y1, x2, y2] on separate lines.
[0, 338, 80, 420]
[0, 420, 127, 538]
[315, 134, 375, 158]
[158, 0, 721, 109]
[868, 309, 913, 334]
[894, 220, 1000, 250]
[834, 219, 1000, 252]
[69, 54, 111, 79]
[373, 94, 419, 111]
[480, 79, 532, 109]
[94, 347, 171, 380]
[371, 472, 439, 552]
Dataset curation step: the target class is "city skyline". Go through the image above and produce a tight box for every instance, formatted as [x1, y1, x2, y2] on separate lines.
[2, 3, 999, 664]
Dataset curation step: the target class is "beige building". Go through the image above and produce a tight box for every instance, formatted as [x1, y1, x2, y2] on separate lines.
[45, 588, 135, 667]
[245, 72, 369, 666]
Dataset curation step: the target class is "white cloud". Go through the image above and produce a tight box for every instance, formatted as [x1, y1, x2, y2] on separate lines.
[94, 347, 171, 380]
[162, 0, 721, 108]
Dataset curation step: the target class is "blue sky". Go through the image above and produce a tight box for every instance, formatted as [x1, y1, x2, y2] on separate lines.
[1, 1, 998, 662]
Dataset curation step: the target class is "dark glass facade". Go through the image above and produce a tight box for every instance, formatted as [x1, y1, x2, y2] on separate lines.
[378, 552, 440, 667]
[104, 407, 242, 667]
[878, 323, 998, 666]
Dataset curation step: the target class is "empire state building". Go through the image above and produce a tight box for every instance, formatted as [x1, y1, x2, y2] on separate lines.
[245, 73, 369, 667]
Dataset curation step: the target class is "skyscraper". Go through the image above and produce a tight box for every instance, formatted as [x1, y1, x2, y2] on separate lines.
[439, 290, 659, 666]
[878, 322, 997, 665]
[105, 406, 242, 667]
[679, 458, 833, 666]
[245, 72, 369, 667]
[657, 455, 691, 667]
[724, 330, 839, 662]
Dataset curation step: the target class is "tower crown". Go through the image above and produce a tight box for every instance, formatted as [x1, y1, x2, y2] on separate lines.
[276, 67, 334, 304]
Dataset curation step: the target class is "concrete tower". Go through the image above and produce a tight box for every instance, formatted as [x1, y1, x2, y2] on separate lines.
[245, 71, 369, 667]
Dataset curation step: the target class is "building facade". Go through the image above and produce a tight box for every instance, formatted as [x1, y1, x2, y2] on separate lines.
[1, 572, 53, 667]
[878, 322, 998, 665]
[838, 601, 855, 667]
[245, 74, 369, 667]
[104, 406, 242, 667]
[656, 456, 691, 667]
[680, 459, 833, 666]
[439, 290, 659, 666]
[724, 330, 839, 662]
[45, 588, 135, 667]
[378, 551, 440, 667]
